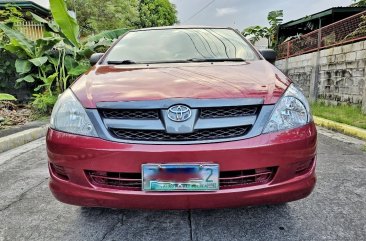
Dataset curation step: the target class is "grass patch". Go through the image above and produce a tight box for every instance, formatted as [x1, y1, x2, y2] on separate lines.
[310, 101, 366, 129]
[30, 112, 50, 122]
[362, 145, 366, 152]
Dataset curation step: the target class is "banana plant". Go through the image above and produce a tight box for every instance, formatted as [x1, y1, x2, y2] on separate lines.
[0, 23, 60, 90]
[0, 23, 64, 93]
[0, 0, 129, 96]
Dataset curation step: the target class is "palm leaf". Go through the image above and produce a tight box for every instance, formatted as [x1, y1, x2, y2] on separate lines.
[0, 93, 17, 101]
[87, 28, 129, 43]
[49, 0, 80, 48]
[0, 23, 34, 56]
[30, 12, 60, 33]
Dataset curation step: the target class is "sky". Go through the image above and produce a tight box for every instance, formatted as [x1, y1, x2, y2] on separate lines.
[33, 0, 354, 30]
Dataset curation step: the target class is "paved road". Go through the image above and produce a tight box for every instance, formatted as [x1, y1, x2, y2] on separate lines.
[0, 128, 365, 241]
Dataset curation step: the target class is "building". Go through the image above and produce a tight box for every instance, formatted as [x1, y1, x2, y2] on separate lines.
[0, 0, 51, 40]
[278, 7, 366, 44]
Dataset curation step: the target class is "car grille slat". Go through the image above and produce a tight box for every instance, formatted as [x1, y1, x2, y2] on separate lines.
[200, 106, 258, 118]
[85, 167, 276, 191]
[110, 126, 249, 142]
[219, 168, 276, 189]
[101, 109, 159, 120]
[86, 171, 142, 190]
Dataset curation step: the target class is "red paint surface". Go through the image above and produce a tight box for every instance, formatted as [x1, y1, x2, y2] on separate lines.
[71, 60, 291, 108]
[47, 123, 317, 209]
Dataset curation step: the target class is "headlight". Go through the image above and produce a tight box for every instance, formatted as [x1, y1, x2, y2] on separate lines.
[263, 84, 312, 133]
[50, 89, 98, 137]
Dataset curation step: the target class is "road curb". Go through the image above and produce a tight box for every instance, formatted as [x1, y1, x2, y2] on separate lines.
[314, 116, 366, 141]
[0, 125, 48, 153]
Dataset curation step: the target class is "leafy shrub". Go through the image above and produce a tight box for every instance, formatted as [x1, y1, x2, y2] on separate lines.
[0, 93, 17, 101]
[0, 0, 128, 106]
[0, 50, 17, 89]
[32, 93, 58, 114]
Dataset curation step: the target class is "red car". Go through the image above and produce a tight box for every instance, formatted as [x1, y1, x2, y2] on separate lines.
[47, 27, 316, 209]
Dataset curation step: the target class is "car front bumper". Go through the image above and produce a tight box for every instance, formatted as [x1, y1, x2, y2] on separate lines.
[46, 123, 317, 209]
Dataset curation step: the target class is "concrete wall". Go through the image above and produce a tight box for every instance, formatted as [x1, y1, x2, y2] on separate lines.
[276, 40, 366, 113]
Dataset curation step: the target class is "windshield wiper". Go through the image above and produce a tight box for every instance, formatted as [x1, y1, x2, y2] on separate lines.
[107, 58, 245, 65]
[107, 60, 136, 65]
[186, 58, 246, 62]
[107, 60, 190, 65]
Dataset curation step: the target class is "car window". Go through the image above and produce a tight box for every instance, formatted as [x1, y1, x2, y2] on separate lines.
[105, 28, 259, 63]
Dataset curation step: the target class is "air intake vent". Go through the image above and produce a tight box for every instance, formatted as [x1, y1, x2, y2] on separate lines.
[50, 163, 69, 180]
[85, 167, 276, 191]
[86, 171, 141, 190]
[101, 109, 159, 120]
[110, 126, 249, 142]
[219, 167, 276, 189]
[200, 106, 258, 118]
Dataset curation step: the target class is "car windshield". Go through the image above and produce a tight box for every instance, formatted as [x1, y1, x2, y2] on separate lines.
[105, 28, 259, 64]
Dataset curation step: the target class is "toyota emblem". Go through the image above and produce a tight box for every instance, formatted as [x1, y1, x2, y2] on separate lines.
[167, 105, 192, 122]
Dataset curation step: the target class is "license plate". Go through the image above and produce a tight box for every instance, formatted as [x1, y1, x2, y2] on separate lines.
[142, 164, 219, 192]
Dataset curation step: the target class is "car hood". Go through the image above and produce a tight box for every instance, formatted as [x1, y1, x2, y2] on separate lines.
[71, 60, 291, 108]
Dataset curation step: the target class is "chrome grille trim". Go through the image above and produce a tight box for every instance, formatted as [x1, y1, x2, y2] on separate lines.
[195, 116, 257, 130]
[96, 98, 264, 109]
[103, 116, 256, 131]
[103, 119, 165, 130]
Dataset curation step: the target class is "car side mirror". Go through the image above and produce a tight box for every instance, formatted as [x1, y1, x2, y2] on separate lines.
[90, 53, 104, 65]
[259, 49, 277, 64]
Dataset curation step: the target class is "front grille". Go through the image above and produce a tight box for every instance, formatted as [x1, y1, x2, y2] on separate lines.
[86, 171, 141, 190]
[111, 126, 249, 142]
[101, 109, 159, 120]
[219, 167, 276, 189]
[85, 167, 276, 191]
[200, 106, 258, 118]
[101, 106, 258, 120]
[97, 101, 262, 143]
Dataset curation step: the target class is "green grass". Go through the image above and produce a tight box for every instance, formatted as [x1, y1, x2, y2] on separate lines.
[362, 145, 366, 152]
[310, 101, 366, 130]
[30, 112, 50, 122]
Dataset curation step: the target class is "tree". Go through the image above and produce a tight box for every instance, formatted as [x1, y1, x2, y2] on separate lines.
[66, 0, 139, 36]
[66, 0, 178, 36]
[137, 0, 178, 28]
[242, 10, 283, 49]
[351, 0, 366, 6]
[0, 4, 24, 24]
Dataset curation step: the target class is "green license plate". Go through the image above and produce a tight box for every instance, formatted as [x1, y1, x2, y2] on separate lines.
[142, 164, 219, 192]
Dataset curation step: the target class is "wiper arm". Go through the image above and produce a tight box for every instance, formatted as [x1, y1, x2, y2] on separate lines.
[106, 58, 245, 65]
[187, 58, 246, 62]
[107, 60, 190, 65]
[107, 60, 136, 65]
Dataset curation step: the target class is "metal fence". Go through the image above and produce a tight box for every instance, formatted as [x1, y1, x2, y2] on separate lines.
[277, 11, 366, 59]
[14, 21, 44, 41]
